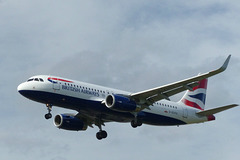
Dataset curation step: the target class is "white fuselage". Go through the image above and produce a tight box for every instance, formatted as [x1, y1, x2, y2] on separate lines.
[18, 75, 211, 126]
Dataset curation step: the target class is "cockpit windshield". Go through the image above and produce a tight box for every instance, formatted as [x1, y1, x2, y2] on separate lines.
[27, 78, 44, 82]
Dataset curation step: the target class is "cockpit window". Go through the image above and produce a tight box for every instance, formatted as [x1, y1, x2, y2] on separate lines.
[27, 78, 44, 82]
[27, 78, 33, 82]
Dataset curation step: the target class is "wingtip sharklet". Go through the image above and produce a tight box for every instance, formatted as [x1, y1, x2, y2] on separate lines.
[220, 54, 231, 71]
[210, 54, 231, 75]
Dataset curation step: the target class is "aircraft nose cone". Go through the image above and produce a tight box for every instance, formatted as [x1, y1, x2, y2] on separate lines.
[17, 83, 25, 92]
[17, 82, 35, 100]
[17, 82, 29, 96]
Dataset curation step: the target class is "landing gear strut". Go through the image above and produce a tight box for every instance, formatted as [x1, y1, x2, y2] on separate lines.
[45, 104, 52, 120]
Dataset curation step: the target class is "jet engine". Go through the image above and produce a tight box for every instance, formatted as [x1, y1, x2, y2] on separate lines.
[105, 94, 140, 112]
[54, 114, 88, 131]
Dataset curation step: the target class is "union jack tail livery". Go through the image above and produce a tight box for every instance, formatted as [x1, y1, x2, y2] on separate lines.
[180, 79, 208, 110]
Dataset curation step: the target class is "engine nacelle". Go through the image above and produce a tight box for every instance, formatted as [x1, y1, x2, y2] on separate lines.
[54, 114, 88, 131]
[105, 94, 140, 112]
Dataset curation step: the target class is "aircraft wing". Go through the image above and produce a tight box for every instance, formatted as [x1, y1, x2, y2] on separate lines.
[130, 55, 231, 106]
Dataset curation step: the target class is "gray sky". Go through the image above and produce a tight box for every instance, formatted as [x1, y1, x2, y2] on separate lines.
[1, 1, 240, 160]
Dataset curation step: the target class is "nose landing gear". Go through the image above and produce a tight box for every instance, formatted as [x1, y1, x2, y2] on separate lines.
[45, 104, 53, 120]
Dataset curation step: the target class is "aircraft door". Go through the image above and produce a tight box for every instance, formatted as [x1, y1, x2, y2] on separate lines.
[182, 107, 188, 119]
[53, 81, 60, 90]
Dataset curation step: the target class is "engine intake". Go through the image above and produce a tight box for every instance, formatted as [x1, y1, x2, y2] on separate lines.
[105, 94, 139, 112]
[54, 114, 88, 131]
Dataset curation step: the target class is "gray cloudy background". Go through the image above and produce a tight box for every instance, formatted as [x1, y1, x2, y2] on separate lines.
[1, 0, 240, 160]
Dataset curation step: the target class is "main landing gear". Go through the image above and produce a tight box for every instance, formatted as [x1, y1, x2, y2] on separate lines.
[45, 104, 52, 120]
[96, 130, 107, 140]
[95, 119, 142, 140]
[131, 118, 142, 128]
[96, 121, 107, 140]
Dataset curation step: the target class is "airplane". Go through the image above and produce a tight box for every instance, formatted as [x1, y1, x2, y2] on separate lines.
[17, 55, 238, 140]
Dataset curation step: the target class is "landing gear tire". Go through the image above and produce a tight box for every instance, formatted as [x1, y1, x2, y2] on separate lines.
[131, 119, 142, 128]
[96, 130, 108, 140]
[45, 113, 52, 119]
[131, 120, 138, 128]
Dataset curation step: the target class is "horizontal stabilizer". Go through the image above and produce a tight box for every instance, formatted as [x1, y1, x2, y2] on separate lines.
[196, 104, 238, 116]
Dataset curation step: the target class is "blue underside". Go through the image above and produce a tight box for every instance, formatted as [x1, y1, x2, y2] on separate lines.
[19, 90, 186, 126]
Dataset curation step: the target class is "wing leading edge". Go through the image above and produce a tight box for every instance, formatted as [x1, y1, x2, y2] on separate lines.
[130, 55, 231, 106]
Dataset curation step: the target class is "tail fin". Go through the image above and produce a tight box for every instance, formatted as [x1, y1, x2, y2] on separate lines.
[179, 79, 208, 110]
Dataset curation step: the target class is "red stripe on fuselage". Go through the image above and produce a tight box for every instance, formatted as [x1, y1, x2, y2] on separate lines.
[48, 77, 73, 83]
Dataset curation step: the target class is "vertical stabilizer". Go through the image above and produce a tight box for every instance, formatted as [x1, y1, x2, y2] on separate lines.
[179, 79, 208, 110]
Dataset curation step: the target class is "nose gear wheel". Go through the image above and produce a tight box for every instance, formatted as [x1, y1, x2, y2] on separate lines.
[45, 104, 53, 120]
